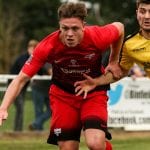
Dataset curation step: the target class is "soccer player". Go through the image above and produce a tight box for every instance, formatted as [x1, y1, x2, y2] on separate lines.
[119, 0, 150, 77]
[74, 0, 150, 98]
[0, 2, 124, 150]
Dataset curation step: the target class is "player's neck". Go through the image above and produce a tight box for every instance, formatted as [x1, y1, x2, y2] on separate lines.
[141, 30, 150, 40]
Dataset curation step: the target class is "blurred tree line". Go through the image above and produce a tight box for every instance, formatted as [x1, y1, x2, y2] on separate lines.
[84, 0, 138, 34]
[0, 0, 138, 73]
[0, 0, 60, 73]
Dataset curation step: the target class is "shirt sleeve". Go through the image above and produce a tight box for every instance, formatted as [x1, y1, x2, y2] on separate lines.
[120, 43, 134, 71]
[91, 24, 120, 51]
[21, 55, 44, 77]
[21, 38, 54, 77]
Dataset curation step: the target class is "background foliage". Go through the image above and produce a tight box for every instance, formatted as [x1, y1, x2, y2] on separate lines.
[0, 0, 138, 73]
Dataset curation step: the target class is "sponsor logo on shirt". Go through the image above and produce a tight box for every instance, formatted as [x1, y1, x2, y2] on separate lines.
[84, 53, 95, 59]
[69, 59, 80, 67]
[132, 47, 146, 52]
[60, 68, 91, 74]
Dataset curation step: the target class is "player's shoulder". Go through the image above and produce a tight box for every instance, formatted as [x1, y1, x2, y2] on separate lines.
[84, 24, 115, 35]
[36, 30, 60, 49]
[124, 31, 139, 42]
[41, 30, 59, 42]
[84, 25, 97, 31]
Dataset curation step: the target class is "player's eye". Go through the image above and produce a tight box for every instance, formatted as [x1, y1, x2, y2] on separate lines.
[61, 26, 69, 31]
[139, 8, 146, 14]
[72, 27, 79, 32]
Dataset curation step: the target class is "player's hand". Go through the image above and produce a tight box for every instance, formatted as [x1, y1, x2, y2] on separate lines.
[0, 107, 8, 126]
[74, 73, 97, 99]
[105, 62, 123, 79]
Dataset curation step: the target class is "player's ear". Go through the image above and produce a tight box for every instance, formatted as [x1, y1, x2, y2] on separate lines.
[83, 21, 86, 26]
[82, 21, 86, 31]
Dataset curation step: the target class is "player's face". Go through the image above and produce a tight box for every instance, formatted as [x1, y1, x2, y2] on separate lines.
[137, 3, 150, 32]
[59, 17, 84, 47]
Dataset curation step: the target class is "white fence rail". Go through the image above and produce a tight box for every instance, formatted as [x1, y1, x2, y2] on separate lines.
[0, 74, 52, 91]
[1, 75, 150, 131]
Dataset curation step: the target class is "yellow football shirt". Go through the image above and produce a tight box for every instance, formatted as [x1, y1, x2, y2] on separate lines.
[120, 32, 150, 77]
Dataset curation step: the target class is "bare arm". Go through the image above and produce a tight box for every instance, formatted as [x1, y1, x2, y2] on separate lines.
[74, 68, 128, 99]
[93, 68, 128, 84]
[74, 72, 116, 99]
[0, 71, 30, 125]
[106, 22, 124, 78]
[109, 22, 124, 62]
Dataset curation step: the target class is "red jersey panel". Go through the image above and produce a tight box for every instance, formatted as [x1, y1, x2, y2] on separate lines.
[22, 24, 119, 93]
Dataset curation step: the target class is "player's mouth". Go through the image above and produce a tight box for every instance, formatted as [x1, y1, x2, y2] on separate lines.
[66, 39, 75, 44]
[67, 38, 74, 41]
[66, 40, 78, 47]
[144, 20, 150, 26]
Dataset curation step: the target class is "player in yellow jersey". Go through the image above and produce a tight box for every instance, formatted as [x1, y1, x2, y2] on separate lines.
[74, 0, 150, 98]
[115, 0, 150, 77]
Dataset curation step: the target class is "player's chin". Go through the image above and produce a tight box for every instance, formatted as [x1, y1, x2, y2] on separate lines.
[142, 25, 150, 31]
[67, 43, 78, 47]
